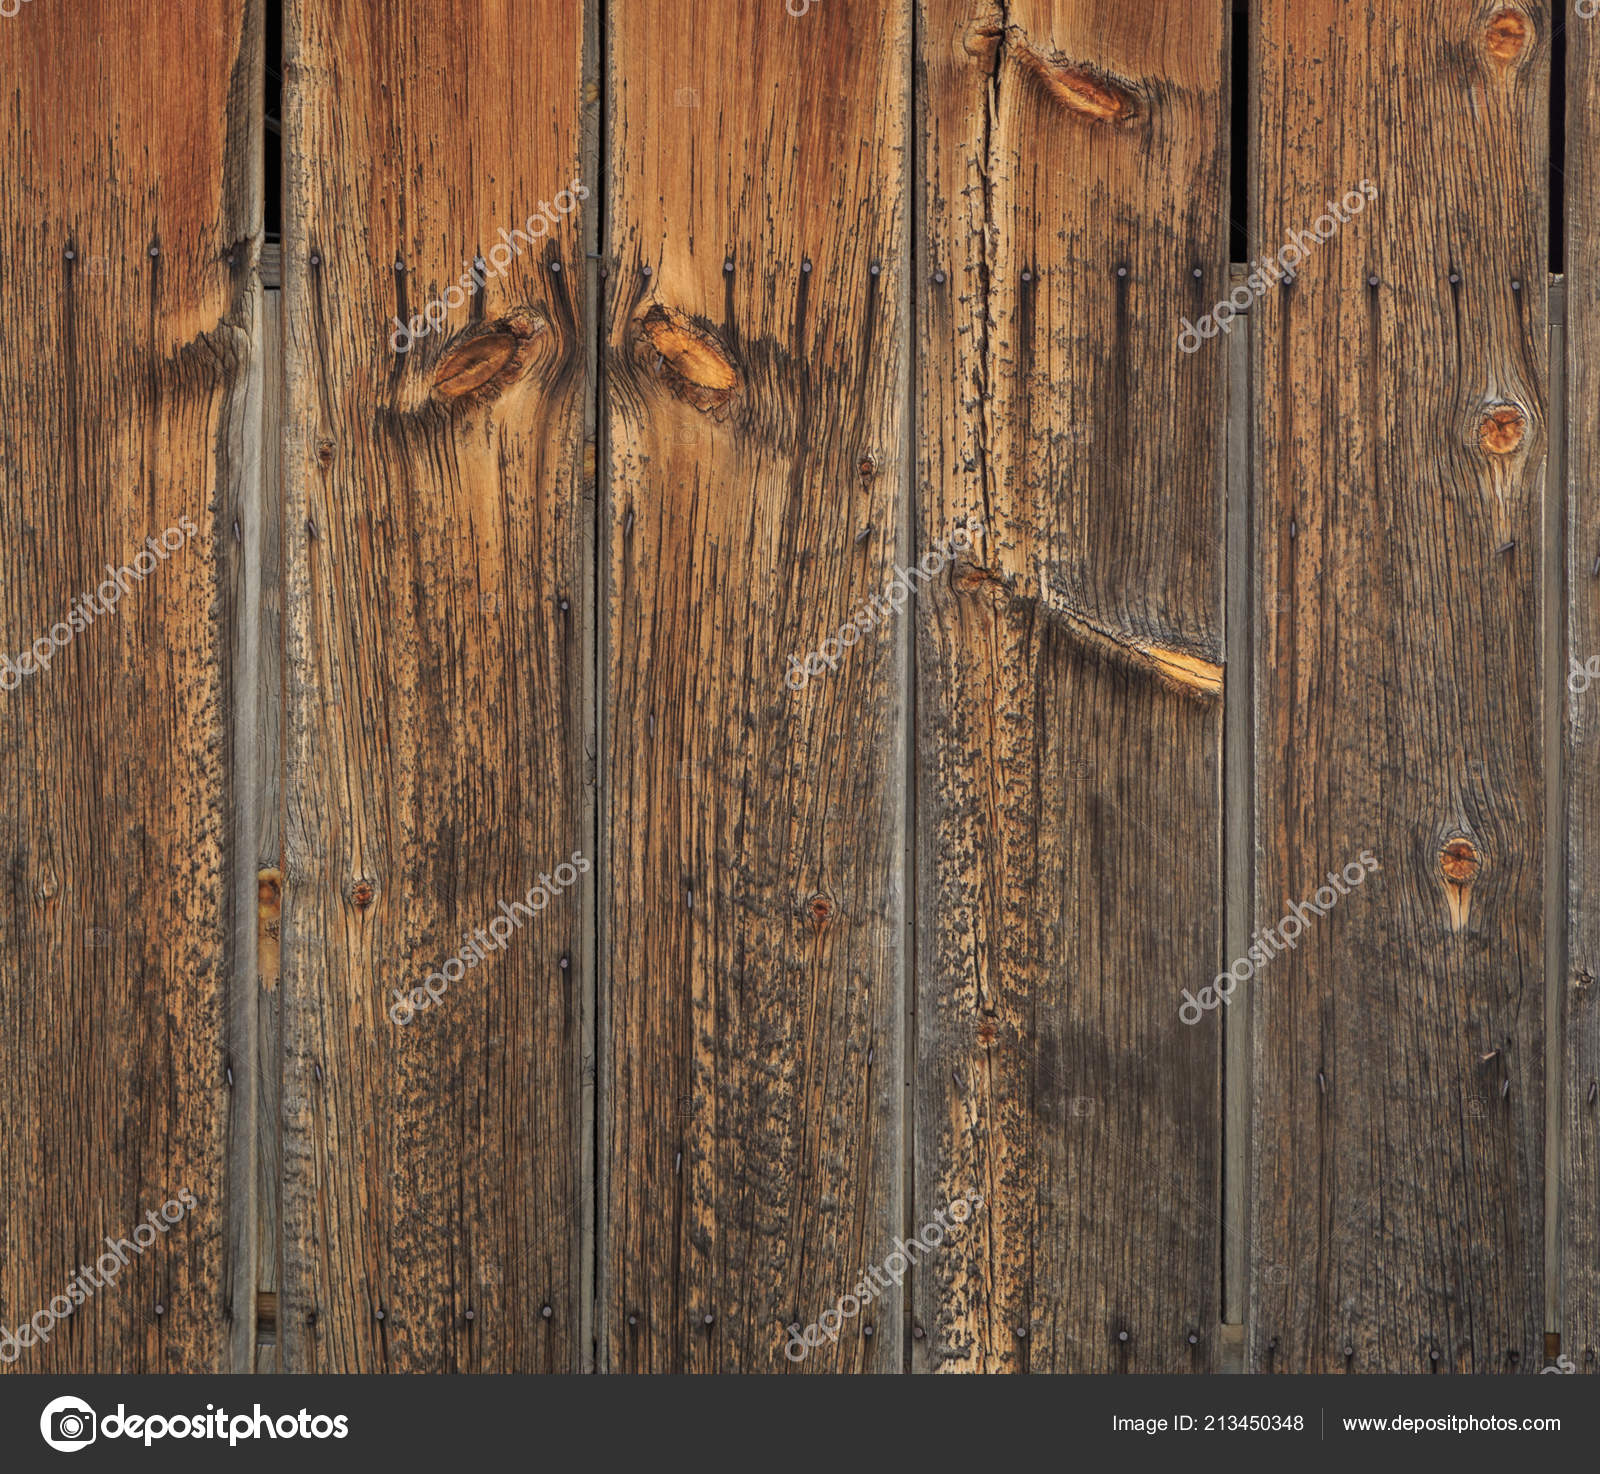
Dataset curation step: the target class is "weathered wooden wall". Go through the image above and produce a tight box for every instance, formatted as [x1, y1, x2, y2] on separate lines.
[2, 0, 1598, 1376]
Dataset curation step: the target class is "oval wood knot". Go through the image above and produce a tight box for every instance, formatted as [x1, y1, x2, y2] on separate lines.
[1478, 404, 1526, 455]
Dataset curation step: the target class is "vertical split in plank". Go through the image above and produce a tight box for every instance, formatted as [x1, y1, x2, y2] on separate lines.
[280, 0, 592, 1370]
[916, 0, 1229, 1369]
[1250, 0, 1548, 1371]
[601, 2, 911, 1371]
[0, 0, 260, 1371]
[248, 276, 285, 1373]
[1564, 4, 1600, 1367]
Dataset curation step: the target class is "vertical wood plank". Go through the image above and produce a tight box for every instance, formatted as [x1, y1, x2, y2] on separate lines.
[1565, 0, 1600, 1368]
[1251, 0, 1548, 1371]
[0, 0, 259, 1372]
[280, 0, 592, 1371]
[250, 285, 284, 1373]
[601, 1, 911, 1371]
[915, 0, 1229, 1370]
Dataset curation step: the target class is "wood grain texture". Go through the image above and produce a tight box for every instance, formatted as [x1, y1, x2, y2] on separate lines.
[279, 0, 592, 1371]
[1250, 0, 1548, 1371]
[251, 286, 284, 1373]
[1565, 1, 1600, 1370]
[914, 0, 1228, 1370]
[601, 0, 910, 1372]
[0, 0, 259, 1372]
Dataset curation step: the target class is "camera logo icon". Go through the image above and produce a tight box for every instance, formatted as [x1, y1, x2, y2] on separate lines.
[40, 1397, 97, 1452]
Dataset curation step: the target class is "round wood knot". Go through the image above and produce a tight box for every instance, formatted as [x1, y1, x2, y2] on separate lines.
[976, 1018, 999, 1046]
[1478, 405, 1526, 455]
[350, 880, 375, 909]
[1440, 839, 1480, 883]
[315, 437, 336, 468]
[808, 894, 833, 925]
[1486, 10, 1528, 65]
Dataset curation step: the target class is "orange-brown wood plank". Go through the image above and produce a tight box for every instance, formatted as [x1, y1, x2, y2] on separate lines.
[0, 0, 260, 1372]
[601, 0, 911, 1371]
[1250, 0, 1548, 1371]
[279, 0, 593, 1370]
[914, 0, 1229, 1369]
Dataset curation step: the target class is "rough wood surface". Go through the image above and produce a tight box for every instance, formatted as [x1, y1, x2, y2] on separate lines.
[251, 285, 284, 1373]
[0, 0, 259, 1373]
[601, 0, 911, 1372]
[279, 0, 592, 1371]
[1249, 0, 1548, 1371]
[914, 0, 1228, 1370]
[1565, 4, 1600, 1371]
